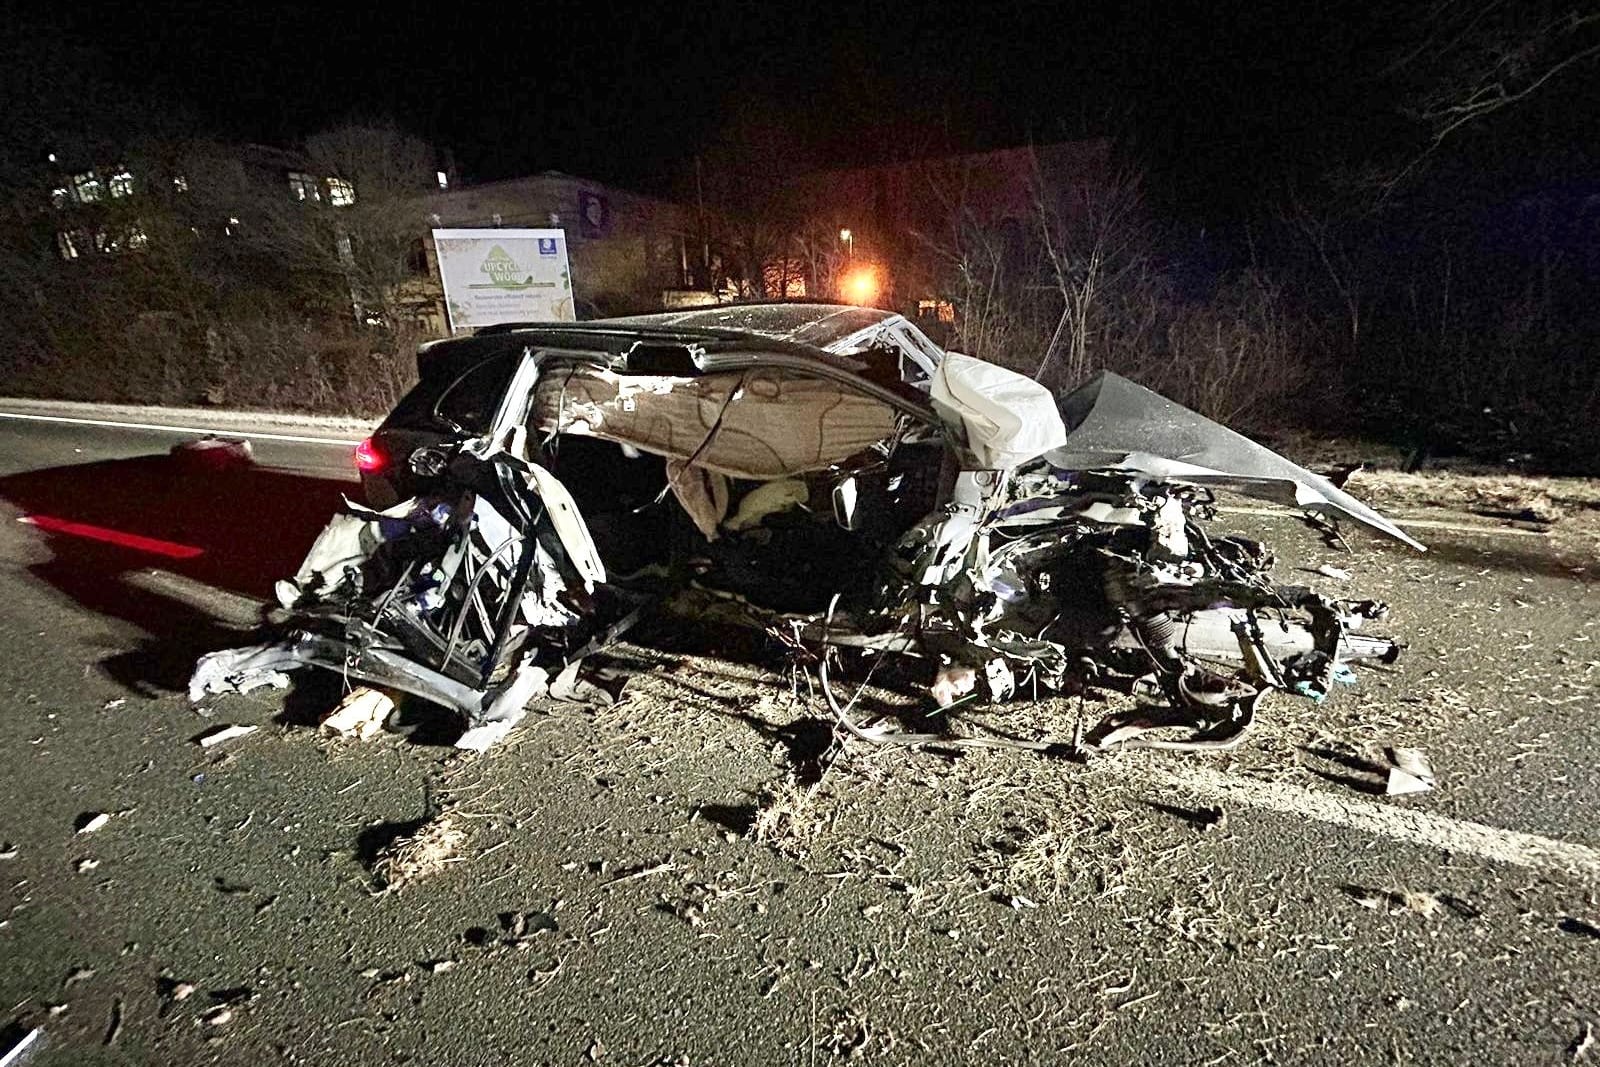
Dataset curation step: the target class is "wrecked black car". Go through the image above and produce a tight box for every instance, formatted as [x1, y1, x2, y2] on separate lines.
[191, 302, 1422, 754]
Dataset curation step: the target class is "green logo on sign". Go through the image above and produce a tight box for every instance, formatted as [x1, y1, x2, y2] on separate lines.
[478, 245, 533, 289]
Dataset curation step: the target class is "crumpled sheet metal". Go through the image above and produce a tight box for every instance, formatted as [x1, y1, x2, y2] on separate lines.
[189, 636, 551, 751]
[274, 496, 435, 609]
[1046, 371, 1425, 551]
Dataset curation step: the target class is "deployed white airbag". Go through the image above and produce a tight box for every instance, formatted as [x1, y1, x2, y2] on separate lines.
[930, 352, 1067, 469]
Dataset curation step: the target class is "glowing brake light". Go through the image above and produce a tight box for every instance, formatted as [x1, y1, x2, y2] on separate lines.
[353, 437, 385, 473]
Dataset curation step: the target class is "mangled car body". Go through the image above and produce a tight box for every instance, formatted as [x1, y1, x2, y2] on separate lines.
[193, 303, 1421, 753]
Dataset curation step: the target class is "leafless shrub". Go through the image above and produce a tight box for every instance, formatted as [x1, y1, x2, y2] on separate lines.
[1149, 270, 1315, 427]
[918, 152, 1317, 429]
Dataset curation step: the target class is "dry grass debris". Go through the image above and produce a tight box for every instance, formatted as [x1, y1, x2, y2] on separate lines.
[752, 774, 826, 853]
[373, 813, 467, 891]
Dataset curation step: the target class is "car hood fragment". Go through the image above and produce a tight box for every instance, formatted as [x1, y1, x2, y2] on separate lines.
[1048, 371, 1424, 551]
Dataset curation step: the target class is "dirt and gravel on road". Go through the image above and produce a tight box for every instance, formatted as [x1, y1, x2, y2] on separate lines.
[1, 452, 1598, 1066]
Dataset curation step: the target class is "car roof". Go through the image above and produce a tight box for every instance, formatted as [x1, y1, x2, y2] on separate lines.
[603, 302, 897, 350]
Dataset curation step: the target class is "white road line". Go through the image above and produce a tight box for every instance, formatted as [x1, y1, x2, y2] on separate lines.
[0, 409, 364, 447]
[1216, 504, 1546, 538]
[1147, 762, 1600, 880]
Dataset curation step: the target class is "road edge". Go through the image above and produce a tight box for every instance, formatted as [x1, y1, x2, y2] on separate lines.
[0, 396, 377, 438]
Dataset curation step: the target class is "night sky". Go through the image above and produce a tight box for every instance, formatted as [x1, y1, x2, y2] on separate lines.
[23, 1, 1600, 221]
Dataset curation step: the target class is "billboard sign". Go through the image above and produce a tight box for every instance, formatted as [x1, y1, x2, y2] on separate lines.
[431, 228, 574, 332]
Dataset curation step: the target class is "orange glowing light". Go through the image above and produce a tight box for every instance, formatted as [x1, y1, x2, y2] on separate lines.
[840, 266, 880, 306]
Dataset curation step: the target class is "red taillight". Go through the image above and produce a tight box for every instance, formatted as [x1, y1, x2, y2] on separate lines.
[353, 437, 385, 473]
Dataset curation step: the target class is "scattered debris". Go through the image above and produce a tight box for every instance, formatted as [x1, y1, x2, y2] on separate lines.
[420, 959, 458, 974]
[372, 814, 467, 891]
[1573, 1022, 1596, 1062]
[752, 775, 825, 852]
[0, 1027, 44, 1067]
[102, 997, 123, 1047]
[75, 813, 110, 834]
[0, 843, 17, 860]
[101, 698, 126, 711]
[602, 857, 677, 888]
[820, 1006, 874, 1058]
[930, 665, 978, 708]
[196, 724, 259, 748]
[1558, 917, 1600, 941]
[1386, 747, 1436, 796]
[170, 435, 254, 470]
[75, 858, 100, 874]
[319, 687, 394, 741]
[200, 1006, 234, 1027]
[1314, 563, 1353, 580]
[63, 967, 95, 986]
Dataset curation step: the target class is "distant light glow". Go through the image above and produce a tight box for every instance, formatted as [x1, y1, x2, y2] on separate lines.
[436, 170, 449, 189]
[839, 228, 852, 242]
[840, 265, 880, 306]
[18, 515, 204, 558]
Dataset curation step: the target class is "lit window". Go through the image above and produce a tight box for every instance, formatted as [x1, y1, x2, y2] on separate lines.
[72, 171, 102, 203]
[124, 224, 148, 251]
[224, 216, 241, 237]
[109, 168, 134, 198]
[92, 230, 110, 253]
[50, 187, 71, 209]
[287, 172, 321, 202]
[56, 231, 79, 259]
[172, 174, 189, 194]
[436, 170, 449, 189]
[326, 177, 356, 206]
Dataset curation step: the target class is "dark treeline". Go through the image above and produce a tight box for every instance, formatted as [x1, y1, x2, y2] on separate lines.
[2, 6, 1598, 469]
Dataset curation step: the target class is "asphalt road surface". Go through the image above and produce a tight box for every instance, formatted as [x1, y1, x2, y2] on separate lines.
[0, 406, 1596, 1066]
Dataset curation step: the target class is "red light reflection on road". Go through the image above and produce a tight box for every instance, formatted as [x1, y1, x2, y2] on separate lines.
[18, 515, 205, 559]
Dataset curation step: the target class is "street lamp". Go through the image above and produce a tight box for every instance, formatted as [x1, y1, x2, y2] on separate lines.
[839, 228, 854, 260]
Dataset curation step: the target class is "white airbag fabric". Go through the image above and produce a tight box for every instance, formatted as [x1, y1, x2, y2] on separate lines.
[930, 352, 1067, 469]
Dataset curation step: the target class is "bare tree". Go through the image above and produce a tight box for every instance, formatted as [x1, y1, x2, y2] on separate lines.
[681, 97, 813, 296]
[212, 121, 435, 324]
[1030, 158, 1148, 384]
[1381, 2, 1600, 190]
